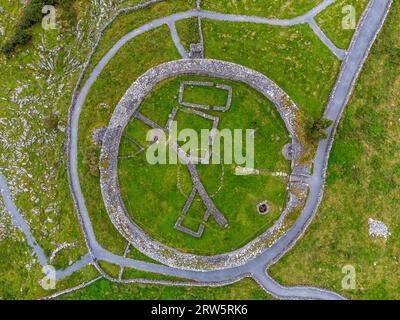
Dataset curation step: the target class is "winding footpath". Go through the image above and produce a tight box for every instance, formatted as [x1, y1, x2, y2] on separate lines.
[0, 0, 392, 300]
[0, 173, 93, 281]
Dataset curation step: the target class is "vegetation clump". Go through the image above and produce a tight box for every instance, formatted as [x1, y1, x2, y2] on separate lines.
[304, 117, 333, 145]
[85, 145, 100, 177]
[1, 0, 76, 55]
[43, 113, 59, 131]
[85, 145, 99, 177]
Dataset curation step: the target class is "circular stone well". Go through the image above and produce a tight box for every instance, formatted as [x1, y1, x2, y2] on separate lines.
[257, 201, 271, 215]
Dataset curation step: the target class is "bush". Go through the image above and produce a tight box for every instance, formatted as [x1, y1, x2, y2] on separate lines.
[18, 0, 46, 29]
[13, 28, 32, 45]
[43, 114, 59, 131]
[305, 117, 333, 145]
[1, 27, 32, 55]
[0, 41, 15, 55]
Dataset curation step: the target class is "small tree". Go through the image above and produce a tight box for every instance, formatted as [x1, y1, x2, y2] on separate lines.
[305, 117, 333, 145]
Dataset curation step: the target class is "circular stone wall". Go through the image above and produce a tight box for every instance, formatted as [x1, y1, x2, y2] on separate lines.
[100, 59, 304, 271]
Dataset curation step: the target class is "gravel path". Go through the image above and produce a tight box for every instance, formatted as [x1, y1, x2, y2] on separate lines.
[168, 21, 189, 58]
[0, 172, 92, 281]
[0, 173, 48, 267]
[308, 18, 347, 59]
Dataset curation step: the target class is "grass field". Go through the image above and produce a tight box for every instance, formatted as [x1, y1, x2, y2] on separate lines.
[175, 17, 201, 52]
[202, 0, 322, 19]
[0, 229, 99, 299]
[76, 1, 205, 258]
[60, 277, 273, 300]
[201, 20, 340, 120]
[269, 0, 400, 300]
[0, 0, 186, 299]
[83, 0, 196, 79]
[315, 0, 369, 49]
[77, 1, 336, 257]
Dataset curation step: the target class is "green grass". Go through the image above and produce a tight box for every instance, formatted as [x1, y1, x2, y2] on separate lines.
[76, 0, 340, 258]
[118, 75, 290, 255]
[0, 0, 78, 55]
[269, 0, 400, 300]
[176, 17, 201, 51]
[76, 2, 341, 258]
[59, 277, 273, 300]
[202, 20, 341, 120]
[181, 82, 230, 107]
[0, 0, 107, 300]
[121, 267, 189, 282]
[97, 257, 189, 282]
[62, 1, 202, 260]
[0, 0, 294, 300]
[125, 244, 162, 265]
[315, 0, 369, 49]
[180, 195, 207, 230]
[0, 0, 24, 47]
[76, 1, 204, 258]
[175, 109, 215, 147]
[98, 261, 122, 278]
[202, 0, 322, 19]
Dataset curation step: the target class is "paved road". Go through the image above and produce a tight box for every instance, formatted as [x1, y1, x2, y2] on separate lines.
[0, 0, 391, 299]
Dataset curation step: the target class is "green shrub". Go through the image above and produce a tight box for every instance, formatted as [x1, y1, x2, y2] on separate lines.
[85, 145, 100, 177]
[0, 28, 32, 55]
[43, 114, 59, 131]
[13, 28, 32, 45]
[18, 0, 46, 29]
[304, 117, 333, 145]
[0, 41, 15, 55]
